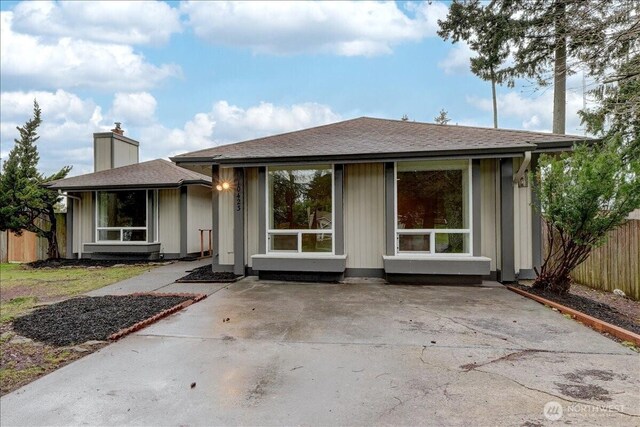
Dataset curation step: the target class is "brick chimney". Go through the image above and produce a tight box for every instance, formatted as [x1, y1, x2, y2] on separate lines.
[93, 122, 140, 172]
[111, 122, 124, 135]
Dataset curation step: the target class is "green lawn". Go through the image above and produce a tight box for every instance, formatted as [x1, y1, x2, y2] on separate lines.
[0, 263, 153, 323]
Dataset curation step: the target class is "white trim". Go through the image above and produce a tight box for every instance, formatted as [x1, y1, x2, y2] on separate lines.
[95, 189, 149, 243]
[265, 164, 335, 254]
[394, 159, 473, 256]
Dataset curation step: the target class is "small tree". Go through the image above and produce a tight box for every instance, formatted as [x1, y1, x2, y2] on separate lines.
[0, 101, 71, 259]
[434, 109, 451, 125]
[533, 137, 640, 294]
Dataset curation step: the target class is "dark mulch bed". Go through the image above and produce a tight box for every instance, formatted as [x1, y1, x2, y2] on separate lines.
[514, 284, 640, 335]
[26, 259, 172, 269]
[177, 265, 241, 283]
[12, 295, 190, 346]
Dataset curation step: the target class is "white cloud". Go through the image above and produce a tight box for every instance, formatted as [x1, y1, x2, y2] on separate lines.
[111, 92, 157, 126]
[438, 42, 474, 75]
[11, 1, 181, 45]
[1, 90, 342, 175]
[140, 100, 342, 158]
[0, 11, 180, 91]
[181, 1, 448, 56]
[0, 90, 107, 175]
[467, 87, 585, 134]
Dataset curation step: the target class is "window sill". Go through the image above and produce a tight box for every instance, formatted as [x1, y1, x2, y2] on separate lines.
[251, 254, 347, 272]
[84, 242, 160, 254]
[383, 255, 490, 275]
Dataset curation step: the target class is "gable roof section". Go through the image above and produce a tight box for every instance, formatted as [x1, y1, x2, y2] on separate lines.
[171, 117, 590, 165]
[46, 159, 211, 191]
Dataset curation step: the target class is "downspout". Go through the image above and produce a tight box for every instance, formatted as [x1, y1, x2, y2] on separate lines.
[59, 191, 82, 259]
[513, 151, 532, 187]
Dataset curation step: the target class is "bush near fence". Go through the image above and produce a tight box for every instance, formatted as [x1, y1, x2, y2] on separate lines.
[544, 219, 639, 301]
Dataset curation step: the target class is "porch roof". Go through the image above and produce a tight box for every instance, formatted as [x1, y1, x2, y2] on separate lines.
[171, 117, 591, 165]
[45, 159, 211, 191]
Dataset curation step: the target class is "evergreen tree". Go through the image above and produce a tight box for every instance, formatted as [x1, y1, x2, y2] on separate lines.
[0, 101, 71, 259]
[434, 109, 451, 125]
[438, 0, 512, 128]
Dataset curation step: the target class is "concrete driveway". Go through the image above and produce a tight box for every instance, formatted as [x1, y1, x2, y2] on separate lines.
[2, 278, 638, 426]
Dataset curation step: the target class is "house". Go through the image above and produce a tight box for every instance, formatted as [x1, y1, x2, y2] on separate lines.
[49, 117, 588, 283]
[46, 124, 212, 260]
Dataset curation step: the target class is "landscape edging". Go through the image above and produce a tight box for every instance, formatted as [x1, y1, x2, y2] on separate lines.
[108, 293, 207, 341]
[507, 286, 640, 346]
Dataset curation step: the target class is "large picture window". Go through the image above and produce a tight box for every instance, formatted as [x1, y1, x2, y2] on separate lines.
[97, 190, 147, 242]
[268, 165, 333, 253]
[396, 160, 471, 255]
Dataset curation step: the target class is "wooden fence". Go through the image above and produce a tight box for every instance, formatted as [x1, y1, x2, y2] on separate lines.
[563, 219, 640, 300]
[0, 214, 66, 263]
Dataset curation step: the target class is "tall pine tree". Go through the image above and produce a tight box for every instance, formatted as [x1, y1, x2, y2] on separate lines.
[0, 101, 71, 259]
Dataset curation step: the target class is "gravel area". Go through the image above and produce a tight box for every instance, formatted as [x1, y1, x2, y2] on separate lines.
[515, 283, 640, 335]
[12, 295, 191, 346]
[177, 265, 240, 282]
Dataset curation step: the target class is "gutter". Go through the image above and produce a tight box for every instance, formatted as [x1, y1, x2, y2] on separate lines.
[171, 145, 537, 167]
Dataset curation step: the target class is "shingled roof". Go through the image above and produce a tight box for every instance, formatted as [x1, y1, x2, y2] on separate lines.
[171, 117, 590, 165]
[46, 159, 211, 191]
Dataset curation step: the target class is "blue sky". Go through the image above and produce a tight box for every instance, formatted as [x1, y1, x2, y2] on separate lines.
[0, 1, 588, 176]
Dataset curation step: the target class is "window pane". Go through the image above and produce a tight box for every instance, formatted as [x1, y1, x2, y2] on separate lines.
[397, 166, 468, 230]
[269, 166, 332, 230]
[270, 234, 298, 251]
[98, 230, 121, 241]
[98, 191, 147, 227]
[434, 233, 469, 254]
[124, 230, 146, 242]
[398, 234, 430, 252]
[302, 233, 332, 253]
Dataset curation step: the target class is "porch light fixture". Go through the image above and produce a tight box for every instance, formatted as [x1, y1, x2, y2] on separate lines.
[216, 181, 231, 191]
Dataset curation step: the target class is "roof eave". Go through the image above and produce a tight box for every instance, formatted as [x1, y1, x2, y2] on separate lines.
[45, 180, 211, 192]
[172, 145, 538, 166]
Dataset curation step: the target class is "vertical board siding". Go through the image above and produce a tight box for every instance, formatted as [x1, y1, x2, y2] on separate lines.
[245, 168, 260, 267]
[344, 163, 385, 268]
[513, 158, 533, 273]
[480, 159, 498, 271]
[567, 220, 640, 300]
[72, 192, 93, 254]
[113, 140, 138, 168]
[219, 168, 235, 265]
[187, 186, 213, 254]
[94, 137, 111, 172]
[158, 189, 180, 254]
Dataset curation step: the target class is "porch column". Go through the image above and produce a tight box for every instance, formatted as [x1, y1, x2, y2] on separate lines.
[66, 197, 74, 259]
[233, 168, 245, 275]
[472, 159, 482, 256]
[212, 165, 220, 267]
[334, 164, 344, 256]
[180, 186, 188, 258]
[258, 167, 267, 254]
[531, 153, 542, 274]
[384, 162, 395, 255]
[500, 158, 515, 282]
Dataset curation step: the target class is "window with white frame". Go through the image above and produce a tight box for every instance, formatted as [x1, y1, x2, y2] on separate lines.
[96, 190, 147, 242]
[396, 160, 471, 255]
[268, 165, 333, 253]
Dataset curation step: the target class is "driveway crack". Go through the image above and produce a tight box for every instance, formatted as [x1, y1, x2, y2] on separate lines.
[472, 368, 640, 418]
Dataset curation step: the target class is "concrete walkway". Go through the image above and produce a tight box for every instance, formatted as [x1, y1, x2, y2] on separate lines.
[85, 258, 225, 296]
[2, 279, 639, 426]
